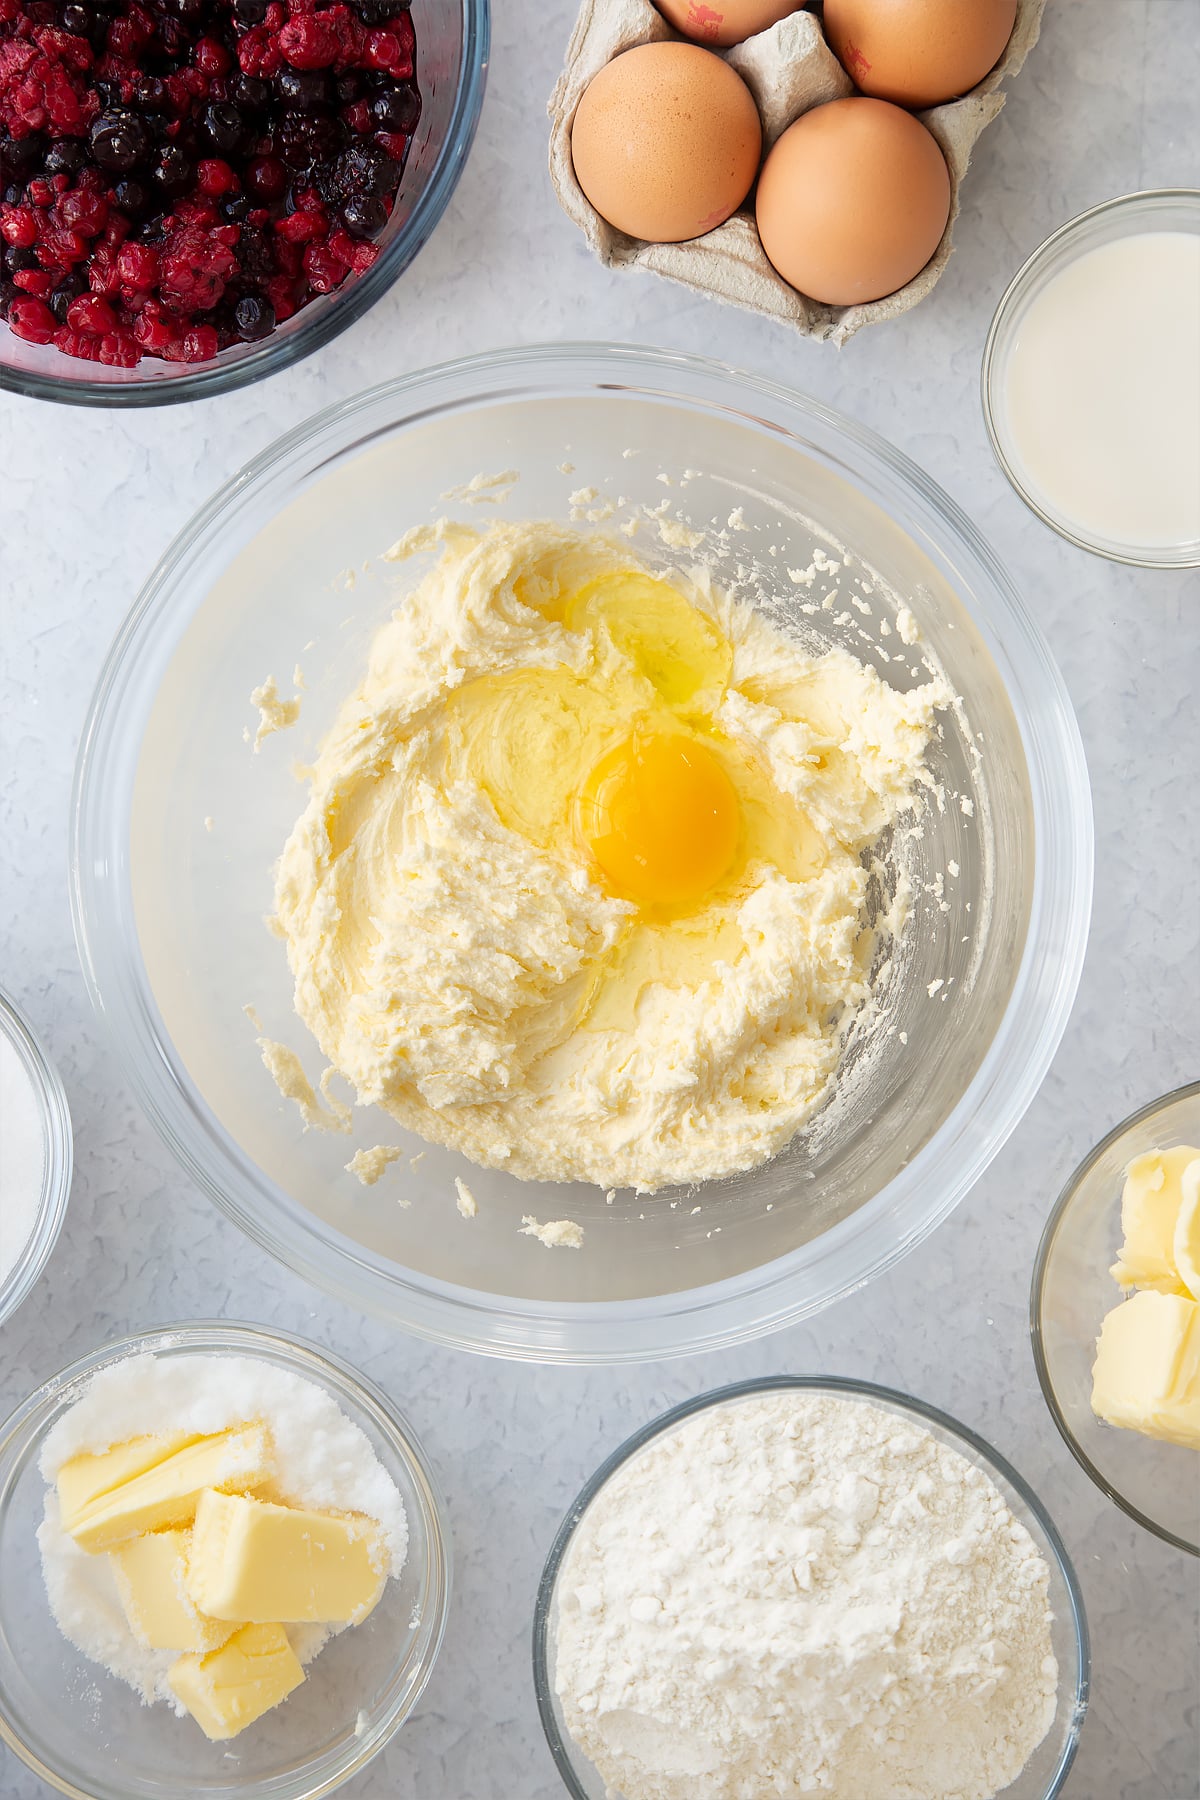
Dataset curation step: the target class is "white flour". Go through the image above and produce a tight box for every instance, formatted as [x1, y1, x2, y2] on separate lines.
[554, 1391, 1058, 1800]
[38, 1352, 408, 1711]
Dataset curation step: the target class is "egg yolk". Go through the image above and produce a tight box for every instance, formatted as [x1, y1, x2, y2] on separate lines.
[577, 731, 740, 907]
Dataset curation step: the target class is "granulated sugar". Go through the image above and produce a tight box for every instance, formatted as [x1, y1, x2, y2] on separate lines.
[38, 1352, 408, 1710]
[554, 1389, 1058, 1800]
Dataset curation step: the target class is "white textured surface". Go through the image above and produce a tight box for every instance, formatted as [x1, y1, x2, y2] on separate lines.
[1, 3, 1198, 1796]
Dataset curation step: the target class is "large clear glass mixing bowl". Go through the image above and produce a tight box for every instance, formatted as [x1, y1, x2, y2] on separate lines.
[71, 345, 1093, 1360]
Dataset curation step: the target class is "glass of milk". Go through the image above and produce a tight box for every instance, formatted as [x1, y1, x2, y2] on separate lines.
[983, 190, 1200, 568]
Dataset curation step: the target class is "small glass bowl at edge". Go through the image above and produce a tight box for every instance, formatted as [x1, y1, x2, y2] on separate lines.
[981, 189, 1200, 570]
[533, 1375, 1089, 1800]
[0, 987, 73, 1329]
[1031, 1082, 1200, 1556]
[0, 1320, 452, 1800]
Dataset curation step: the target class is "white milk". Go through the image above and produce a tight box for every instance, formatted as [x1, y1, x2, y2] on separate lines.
[1001, 232, 1200, 551]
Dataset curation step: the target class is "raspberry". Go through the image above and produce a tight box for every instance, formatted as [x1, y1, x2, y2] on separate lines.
[159, 224, 237, 310]
[274, 203, 325, 244]
[53, 324, 103, 359]
[97, 328, 140, 366]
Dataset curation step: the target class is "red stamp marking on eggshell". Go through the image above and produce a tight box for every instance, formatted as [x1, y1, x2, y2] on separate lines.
[689, 2, 724, 41]
[844, 37, 872, 76]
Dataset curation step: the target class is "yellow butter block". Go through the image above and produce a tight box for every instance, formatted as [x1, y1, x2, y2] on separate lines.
[1173, 1158, 1200, 1301]
[110, 1528, 236, 1653]
[1110, 1146, 1200, 1294]
[186, 1487, 386, 1625]
[66, 1424, 274, 1553]
[168, 1621, 304, 1742]
[57, 1432, 203, 1531]
[1091, 1289, 1200, 1449]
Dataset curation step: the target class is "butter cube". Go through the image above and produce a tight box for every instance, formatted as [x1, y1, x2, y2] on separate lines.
[57, 1432, 203, 1530]
[168, 1621, 304, 1741]
[66, 1425, 273, 1553]
[1091, 1289, 1200, 1448]
[1110, 1146, 1200, 1294]
[186, 1488, 386, 1625]
[110, 1529, 236, 1653]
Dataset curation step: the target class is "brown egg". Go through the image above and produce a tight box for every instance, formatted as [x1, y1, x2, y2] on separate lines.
[755, 97, 950, 304]
[655, 0, 805, 50]
[570, 43, 762, 244]
[823, 0, 1018, 109]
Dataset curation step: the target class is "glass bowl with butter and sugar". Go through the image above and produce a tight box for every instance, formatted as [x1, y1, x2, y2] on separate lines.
[1032, 1082, 1200, 1555]
[0, 1322, 451, 1800]
[71, 343, 1093, 1364]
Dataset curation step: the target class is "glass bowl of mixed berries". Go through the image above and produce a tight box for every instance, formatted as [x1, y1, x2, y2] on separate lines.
[0, 0, 488, 402]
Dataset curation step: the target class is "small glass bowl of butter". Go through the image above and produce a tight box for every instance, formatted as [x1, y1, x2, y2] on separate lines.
[0, 1322, 452, 1800]
[1032, 1082, 1200, 1555]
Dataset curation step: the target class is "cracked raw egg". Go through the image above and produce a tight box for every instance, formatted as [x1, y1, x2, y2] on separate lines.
[577, 731, 740, 906]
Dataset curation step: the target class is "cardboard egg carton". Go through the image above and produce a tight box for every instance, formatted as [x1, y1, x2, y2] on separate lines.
[549, 0, 1046, 344]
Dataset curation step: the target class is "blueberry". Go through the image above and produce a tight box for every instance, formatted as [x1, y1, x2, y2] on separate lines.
[340, 193, 387, 237]
[233, 293, 276, 340]
[113, 177, 152, 219]
[352, 0, 406, 20]
[61, 3, 108, 50]
[3, 244, 37, 275]
[221, 192, 253, 221]
[90, 111, 151, 173]
[276, 70, 334, 113]
[133, 76, 168, 113]
[202, 101, 247, 156]
[151, 144, 193, 196]
[49, 274, 86, 323]
[233, 0, 269, 21]
[0, 132, 44, 186]
[43, 138, 87, 177]
[369, 82, 420, 134]
[231, 75, 271, 115]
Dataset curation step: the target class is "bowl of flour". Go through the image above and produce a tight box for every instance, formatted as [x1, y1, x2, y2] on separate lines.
[534, 1377, 1089, 1800]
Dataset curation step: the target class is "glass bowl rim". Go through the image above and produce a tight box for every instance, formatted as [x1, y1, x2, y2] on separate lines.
[0, 0, 490, 409]
[532, 1373, 1091, 1800]
[69, 340, 1094, 1363]
[0, 1318, 453, 1800]
[1029, 1078, 1200, 1557]
[980, 187, 1200, 570]
[0, 986, 73, 1329]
